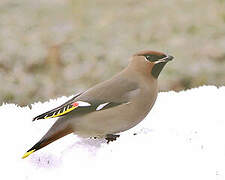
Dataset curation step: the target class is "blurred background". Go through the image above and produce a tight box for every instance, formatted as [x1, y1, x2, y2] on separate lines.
[0, 0, 225, 106]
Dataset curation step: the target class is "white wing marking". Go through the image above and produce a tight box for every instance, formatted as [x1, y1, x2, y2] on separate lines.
[77, 101, 91, 107]
[96, 102, 110, 111]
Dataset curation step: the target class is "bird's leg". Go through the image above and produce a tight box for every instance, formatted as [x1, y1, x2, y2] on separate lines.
[105, 134, 120, 143]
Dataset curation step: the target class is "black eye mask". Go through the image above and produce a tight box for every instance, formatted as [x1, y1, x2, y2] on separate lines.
[144, 54, 167, 62]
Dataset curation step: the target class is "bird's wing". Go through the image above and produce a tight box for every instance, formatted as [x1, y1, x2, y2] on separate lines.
[33, 76, 139, 121]
[33, 92, 83, 121]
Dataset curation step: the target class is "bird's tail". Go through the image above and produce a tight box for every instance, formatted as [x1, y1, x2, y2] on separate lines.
[22, 122, 73, 159]
[22, 140, 43, 159]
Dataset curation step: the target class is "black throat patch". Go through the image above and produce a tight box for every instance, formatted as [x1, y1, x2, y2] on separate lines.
[151, 62, 167, 78]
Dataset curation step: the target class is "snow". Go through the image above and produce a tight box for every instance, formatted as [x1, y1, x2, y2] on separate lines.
[1, 86, 225, 180]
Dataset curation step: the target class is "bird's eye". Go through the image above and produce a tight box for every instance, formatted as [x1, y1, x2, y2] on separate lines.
[146, 56, 150, 60]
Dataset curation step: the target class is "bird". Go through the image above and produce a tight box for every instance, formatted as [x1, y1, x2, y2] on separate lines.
[22, 50, 173, 159]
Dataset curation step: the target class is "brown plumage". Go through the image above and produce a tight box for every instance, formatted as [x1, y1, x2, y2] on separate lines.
[22, 50, 173, 159]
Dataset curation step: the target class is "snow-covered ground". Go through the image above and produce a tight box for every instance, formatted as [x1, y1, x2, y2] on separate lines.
[1, 86, 225, 180]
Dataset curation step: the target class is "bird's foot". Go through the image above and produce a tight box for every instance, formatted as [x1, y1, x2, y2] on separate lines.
[105, 134, 120, 143]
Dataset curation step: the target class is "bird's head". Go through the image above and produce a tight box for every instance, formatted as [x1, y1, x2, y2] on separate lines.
[130, 50, 174, 79]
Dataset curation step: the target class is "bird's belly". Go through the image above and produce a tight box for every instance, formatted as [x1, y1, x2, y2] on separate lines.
[71, 99, 156, 137]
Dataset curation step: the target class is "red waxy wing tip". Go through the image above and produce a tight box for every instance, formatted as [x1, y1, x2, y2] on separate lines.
[72, 102, 79, 107]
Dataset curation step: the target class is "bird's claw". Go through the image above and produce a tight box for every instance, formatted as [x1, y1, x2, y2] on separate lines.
[105, 134, 120, 143]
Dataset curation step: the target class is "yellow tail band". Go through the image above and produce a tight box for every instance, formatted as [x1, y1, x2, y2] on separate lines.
[22, 149, 36, 159]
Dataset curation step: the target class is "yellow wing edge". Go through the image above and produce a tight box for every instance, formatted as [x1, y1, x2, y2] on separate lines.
[44, 106, 77, 119]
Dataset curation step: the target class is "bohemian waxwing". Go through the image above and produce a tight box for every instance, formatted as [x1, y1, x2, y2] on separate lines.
[22, 50, 173, 158]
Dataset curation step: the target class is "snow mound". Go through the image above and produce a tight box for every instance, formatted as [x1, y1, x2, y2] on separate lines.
[1, 86, 225, 180]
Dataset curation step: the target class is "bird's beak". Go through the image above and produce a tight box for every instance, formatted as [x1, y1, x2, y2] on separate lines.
[154, 55, 174, 64]
[164, 55, 174, 62]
